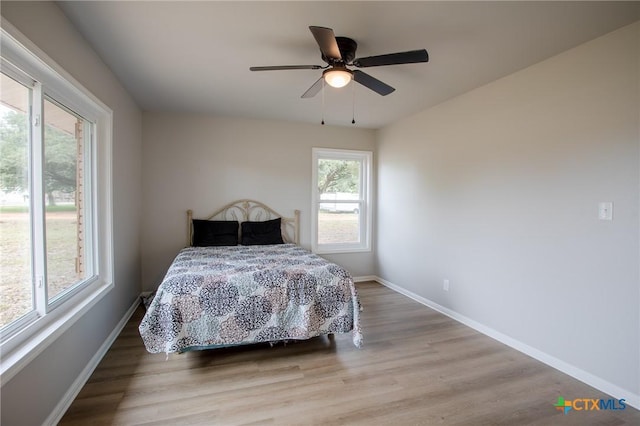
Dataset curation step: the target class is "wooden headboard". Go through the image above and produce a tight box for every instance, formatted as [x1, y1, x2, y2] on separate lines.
[187, 199, 300, 246]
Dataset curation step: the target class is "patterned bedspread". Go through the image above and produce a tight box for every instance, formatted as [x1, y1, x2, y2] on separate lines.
[139, 244, 362, 354]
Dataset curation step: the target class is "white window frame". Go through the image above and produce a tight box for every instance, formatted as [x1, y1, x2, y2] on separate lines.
[0, 21, 113, 384]
[312, 147, 372, 254]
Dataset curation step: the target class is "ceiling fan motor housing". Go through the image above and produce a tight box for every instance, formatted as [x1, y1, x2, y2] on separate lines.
[322, 36, 358, 64]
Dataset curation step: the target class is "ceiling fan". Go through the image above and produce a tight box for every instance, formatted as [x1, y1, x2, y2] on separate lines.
[250, 26, 429, 98]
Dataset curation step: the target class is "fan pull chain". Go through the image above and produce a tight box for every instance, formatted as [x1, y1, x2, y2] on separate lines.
[352, 81, 356, 125]
[321, 79, 325, 125]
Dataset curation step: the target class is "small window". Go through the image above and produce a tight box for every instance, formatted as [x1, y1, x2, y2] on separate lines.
[312, 148, 372, 253]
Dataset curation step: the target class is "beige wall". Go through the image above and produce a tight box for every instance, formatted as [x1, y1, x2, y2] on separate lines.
[142, 113, 376, 290]
[1, 2, 143, 425]
[376, 22, 640, 397]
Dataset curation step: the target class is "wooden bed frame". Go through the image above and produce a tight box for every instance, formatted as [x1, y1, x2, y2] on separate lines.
[187, 199, 300, 246]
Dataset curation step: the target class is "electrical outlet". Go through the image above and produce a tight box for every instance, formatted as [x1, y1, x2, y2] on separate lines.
[598, 202, 613, 221]
[443, 279, 450, 292]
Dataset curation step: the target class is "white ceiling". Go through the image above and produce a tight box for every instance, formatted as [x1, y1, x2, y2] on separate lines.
[58, 1, 640, 129]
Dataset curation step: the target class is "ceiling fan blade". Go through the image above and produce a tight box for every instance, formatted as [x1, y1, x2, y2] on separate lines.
[353, 70, 395, 96]
[309, 26, 342, 61]
[301, 78, 323, 98]
[353, 49, 429, 68]
[250, 65, 323, 71]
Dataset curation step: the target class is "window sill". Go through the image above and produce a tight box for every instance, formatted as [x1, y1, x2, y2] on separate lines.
[0, 280, 113, 385]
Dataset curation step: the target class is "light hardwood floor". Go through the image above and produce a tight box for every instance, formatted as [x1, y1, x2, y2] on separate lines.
[60, 281, 639, 425]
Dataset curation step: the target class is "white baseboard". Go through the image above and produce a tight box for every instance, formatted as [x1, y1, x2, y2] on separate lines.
[43, 296, 141, 426]
[352, 275, 378, 283]
[373, 276, 640, 410]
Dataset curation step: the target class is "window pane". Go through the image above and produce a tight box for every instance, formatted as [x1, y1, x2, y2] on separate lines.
[43, 99, 87, 302]
[318, 210, 360, 245]
[0, 73, 34, 327]
[318, 159, 360, 197]
[317, 158, 362, 245]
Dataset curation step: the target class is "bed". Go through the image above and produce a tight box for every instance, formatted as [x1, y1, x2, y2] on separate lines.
[139, 199, 362, 354]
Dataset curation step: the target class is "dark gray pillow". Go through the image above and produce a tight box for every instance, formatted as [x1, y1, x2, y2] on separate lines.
[241, 218, 284, 245]
[192, 220, 239, 246]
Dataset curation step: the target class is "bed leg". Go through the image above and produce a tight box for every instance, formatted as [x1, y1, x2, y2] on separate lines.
[328, 333, 335, 340]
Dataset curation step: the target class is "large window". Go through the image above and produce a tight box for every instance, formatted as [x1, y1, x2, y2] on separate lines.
[0, 26, 112, 381]
[312, 148, 372, 253]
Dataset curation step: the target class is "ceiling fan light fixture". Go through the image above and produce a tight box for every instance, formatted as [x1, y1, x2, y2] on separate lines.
[323, 68, 353, 88]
